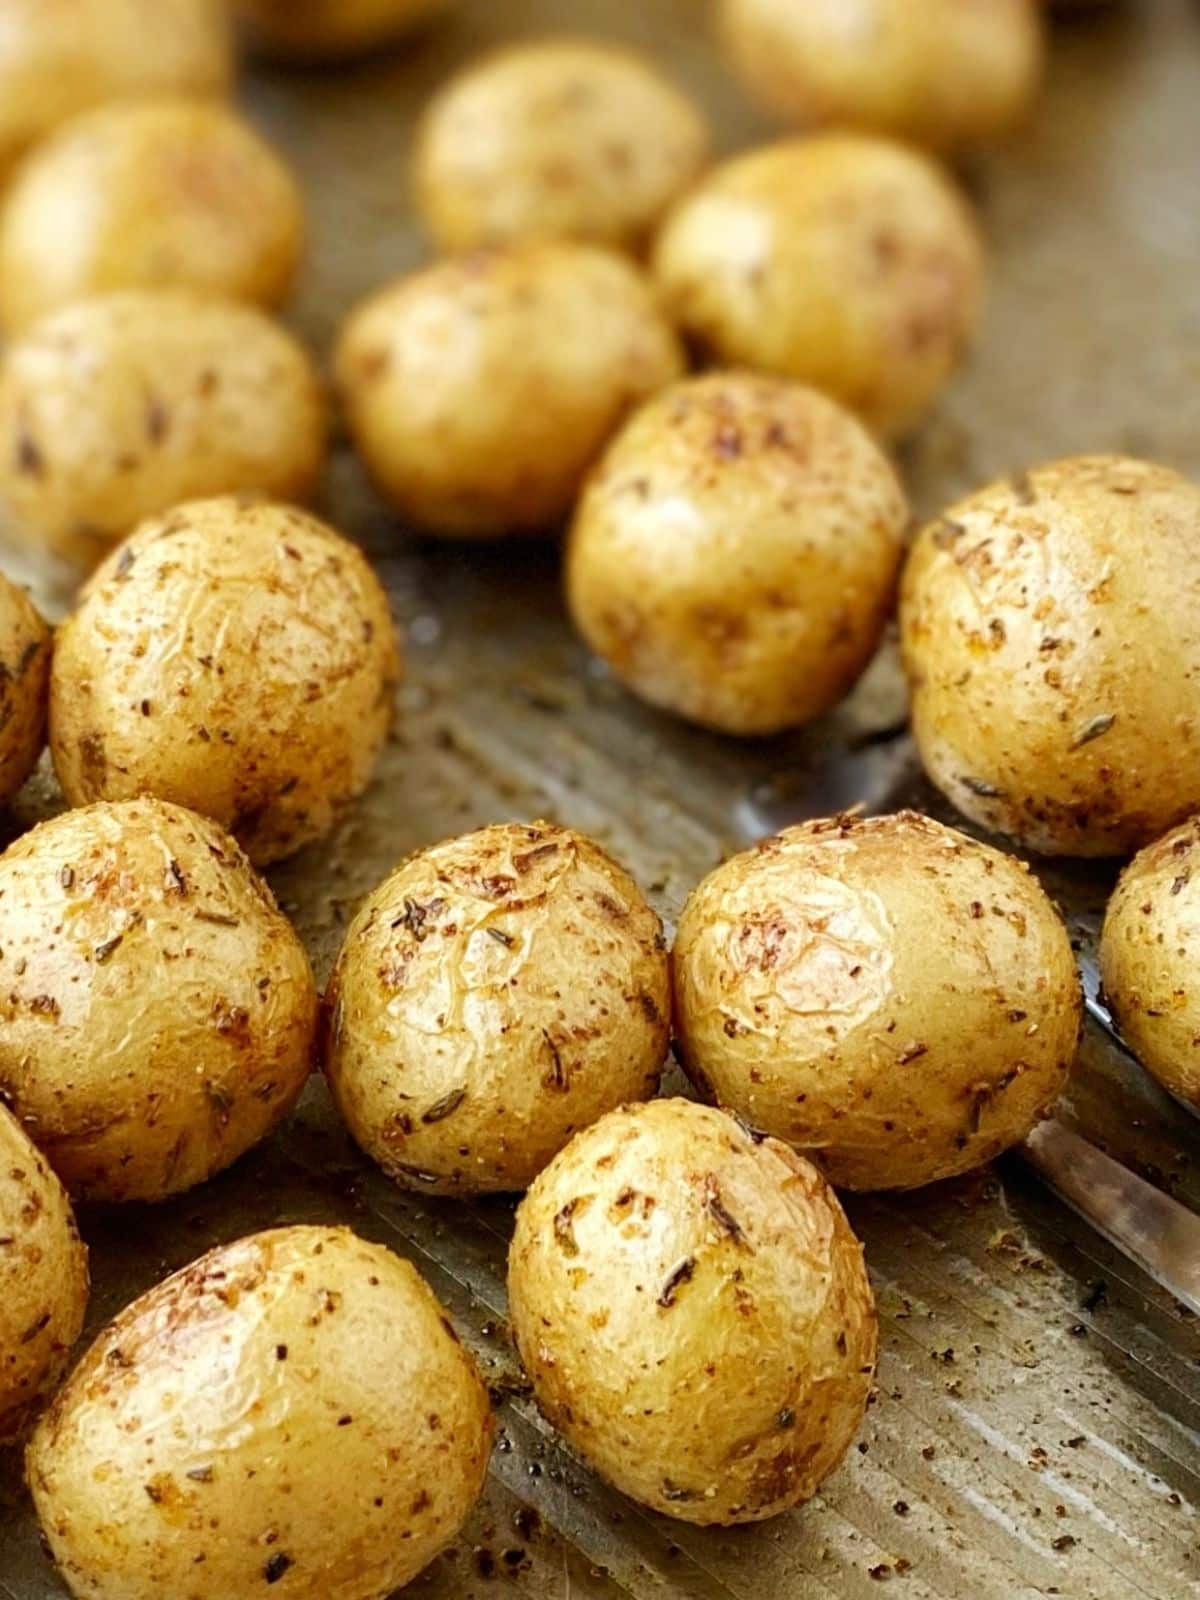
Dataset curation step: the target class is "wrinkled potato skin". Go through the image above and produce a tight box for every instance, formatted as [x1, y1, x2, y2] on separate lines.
[0, 573, 49, 805]
[652, 135, 984, 440]
[0, 1108, 88, 1442]
[335, 243, 684, 536]
[28, 1226, 494, 1600]
[0, 292, 326, 569]
[566, 373, 908, 735]
[509, 1099, 876, 1524]
[0, 798, 318, 1203]
[672, 813, 1080, 1191]
[718, 0, 1043, 153]
[901, 456, 1200, 856]
[0, 100, 304, 333]
[239, 0, 451, 61]
[0, 0, 232, 174]
[50, 499, 400, 865]
[414, 40, 709, 254]
[326, 821, 670, 1194]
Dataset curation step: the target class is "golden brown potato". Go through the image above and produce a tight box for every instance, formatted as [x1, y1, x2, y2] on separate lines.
[901, 456, 1200, 856]
[672, 812, 1081, 1190]
[508, 1098, 876, 1524]
[28, 1225, 494, 1600]
[336, 242, 684, 536]
[0, 1107, 87, 1442]
[0, 291, 326, 568]
[0, 798, 317, 1203]
[0, 570, 49, 805]
[50, 498, 400, 865]
[566, 372, 908, 735]
[652, 135, 984, 440]
[414, 39, 710, 254]
[0, 99, 304, 333]
[238, 0, 451, 61]
[325, 820, 669, 1194]
[718, 0, 1043, 153]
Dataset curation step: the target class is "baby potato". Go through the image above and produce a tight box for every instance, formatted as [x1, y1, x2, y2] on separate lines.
[0, 570, 49, 805]
[508, 1098, 876, 1524]
[414, 39, 710, 254]
[28, 1225, 494, 1600]
[652, 135, 984, 440]
[566, 372, 908, 735]
[672, 812, 1081, 1191]
[335, 242, 684, 536]
[0, 1107, 87, 1442]
[0, 797, 318, 1203]
[238, 0, 451, 61]
[901, 456, 1200, 856]
[50, 497, 400, 865]
[718, 0, 1043, 153]
[0, 291, 326, 568]
[0, 99, 304, 333]
[325, 820, 669, 1194]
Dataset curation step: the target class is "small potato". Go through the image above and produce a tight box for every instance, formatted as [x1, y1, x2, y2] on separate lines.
[335, 243, 684, 536]
[326, 820, 669, 1194]
[0, 1107, 88, 1442]
[414, 39, 709, 254]
[718, 0, 1043, 153]
[0, 291, 326, 568]
[50, 498, 400, 865]
[0, 99, 304, 333]
[901, 456, 1200, 856]
[672, 813, 1081, 1191]
[0, 797, 317, 1203]
[238, 0, 452, 61]
[0, 570, 49, 805]
[28, 1225, 494, 1600]
[652, 135, 984, 439]
[509, 1098, 876, 1524]
[566, 372, 908, 735]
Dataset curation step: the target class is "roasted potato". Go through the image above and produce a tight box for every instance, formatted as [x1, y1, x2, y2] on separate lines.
[50, 497, 400, 865]
[0, 797, 318, 1203]
[652, 135, 984, 439]
[238, 0, 451, 61]
[0, 570, 49, 805]
[28, 1225, 493, 1600]
[508, 1098, 876, 1524]
[901, 455, 1200, 856]
[672, 812, 1081, 1190]
[336, 242, 684, 535]
[566, 372, 908, 735]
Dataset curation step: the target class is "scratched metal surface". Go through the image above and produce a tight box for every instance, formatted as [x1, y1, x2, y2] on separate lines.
[1, 0, 1199, 1596]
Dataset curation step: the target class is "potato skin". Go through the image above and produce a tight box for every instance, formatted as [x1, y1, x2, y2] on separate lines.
[335, 243, 684, 536]
[0, 798, 318, 1202]
[0, 1107, 88, 1443]
[50, 498, 400, 865]
[414, 40, 709, 254]
[566, 372, 908, 735]
[0, 291, 326, 568]
[672, 813, 1080, 1190]
[28, 1225, 494, 1600]
[901, 456, 1200, 856]
[508, 1098, 876, 1524]
[238, 0, 451, 61]
[652, 135, 984, 440]
[326, 821, 669, 1194]
[0, 571, 49, 805]
[0, 99, 304, 333]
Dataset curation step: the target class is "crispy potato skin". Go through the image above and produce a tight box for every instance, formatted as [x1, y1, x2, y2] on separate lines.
[28, 1226, 494, 1600]
[239, 0, 451, 61]
[652, 135, 984, 440]
[0, 572, 49, 805]
[0, 1108, 88, 1443]
[335, 242, 684, 536]
[565, 372, 908, 735]
[0, 99, 304, 333]
[50, 498, 401, 865]
[718, 0, 1043, 153]
[0, 798, 318, 1202]
[672, 813, 1081, 1190]
[508, 1099, 876, 1524]
[901, 455, 1200, 856]
[414, 39, 709, 254]
[326, 821, 669, 1193]
[0, 291, 326, 568]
